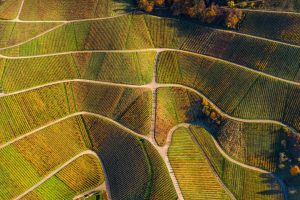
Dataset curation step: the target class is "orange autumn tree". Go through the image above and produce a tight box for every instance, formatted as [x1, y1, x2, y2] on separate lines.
[290, 165, 300, 176]
[136, 0, 243, 29]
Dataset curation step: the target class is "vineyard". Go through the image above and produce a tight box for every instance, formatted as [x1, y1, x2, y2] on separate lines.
[0, 0, 299, 199]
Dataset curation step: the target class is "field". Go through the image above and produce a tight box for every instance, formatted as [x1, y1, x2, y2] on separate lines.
[0, 0, 299, 199]
[0, 0, 23, 19]
[1, 51, 155, 92]
[22, 154, 105, 200]
[168, 127, 231, 199]
[157, 51, 300, 131]
[19, 0, 135, 20]
[190, 126, 284, 200]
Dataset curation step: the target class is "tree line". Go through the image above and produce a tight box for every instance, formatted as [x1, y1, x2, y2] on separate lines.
[137, 0, 244, 29]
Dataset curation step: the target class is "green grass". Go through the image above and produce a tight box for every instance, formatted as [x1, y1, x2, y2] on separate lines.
[168, 127, 231, 200]
[190, 125, 284, 200]
[26, 176, 77, 200]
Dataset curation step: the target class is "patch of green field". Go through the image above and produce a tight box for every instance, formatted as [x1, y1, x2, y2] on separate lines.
[19, 0, 135, 21]
[83, 115, 176, 200]
[190, 126, 284, 200]
[0, 83, 69, 144]
[1, 55, 79, 92]
[25, 176, 76, 200]
[13, 116, 88, 175]
[142, 140, 177, 199]
[57, 154, 105, 193]
[0, 81, 152, 145]
[1, 51, 155, 92]
[1, 15, 153, 56]
[157, 51, 300, 131]
[22, 154, 105, 200]
[0, 0, 23, 19]
[156, 87, 200, 145]
[0, 22, 63, 48]
[168, 127, 231, 200]
[0, 146, 41, 199]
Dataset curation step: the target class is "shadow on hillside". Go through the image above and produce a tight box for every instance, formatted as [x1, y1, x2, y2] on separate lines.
[257, 174, 283, 196]
[111, 0, 138, 13]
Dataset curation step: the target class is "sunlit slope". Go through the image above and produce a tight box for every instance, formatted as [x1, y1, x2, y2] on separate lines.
[0, 82, 151, 145]
[21, 155, 105, 200]
[0, 112, 176, 199]
[0, 51, 155, 92]
[0, 115, 104, 199]
[2, 15, 300, 83]
[157, 51, 300, 131]
[156, 87, 289, 172]
[0, 22, 62, 48]
[19, 0, 134, 21]
[189, 126, 284, 200]
[168, 127, 232, 200]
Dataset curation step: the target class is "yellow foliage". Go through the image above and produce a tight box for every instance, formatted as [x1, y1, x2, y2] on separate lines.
[202, 98, 209, 106]
[155, 0, 165, 6]
[241, 1, 247, 8]
[228, 1, 235, 8]
[210, 111, 217, 120]
[290, 165, 300, 176]
[145, 2, 154, 12]
[278, 163, 285, 169]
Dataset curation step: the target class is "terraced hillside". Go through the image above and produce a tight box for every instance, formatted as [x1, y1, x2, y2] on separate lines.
[0, 0, 299, 200]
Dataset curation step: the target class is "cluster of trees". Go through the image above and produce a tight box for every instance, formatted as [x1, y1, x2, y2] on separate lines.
[201, 98, 224, 125]
[137, 0, 244, 29]
[278, 127, 300, 176]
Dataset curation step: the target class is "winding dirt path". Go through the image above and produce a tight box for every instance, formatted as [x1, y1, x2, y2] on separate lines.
[187, 126, 288, 200]
[14, 0, 25, 22]
[1, 79, 298, 137]
[1, 48, 299, 87]
[0, 8, 295, 200]
[8, 112, 288, 200]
